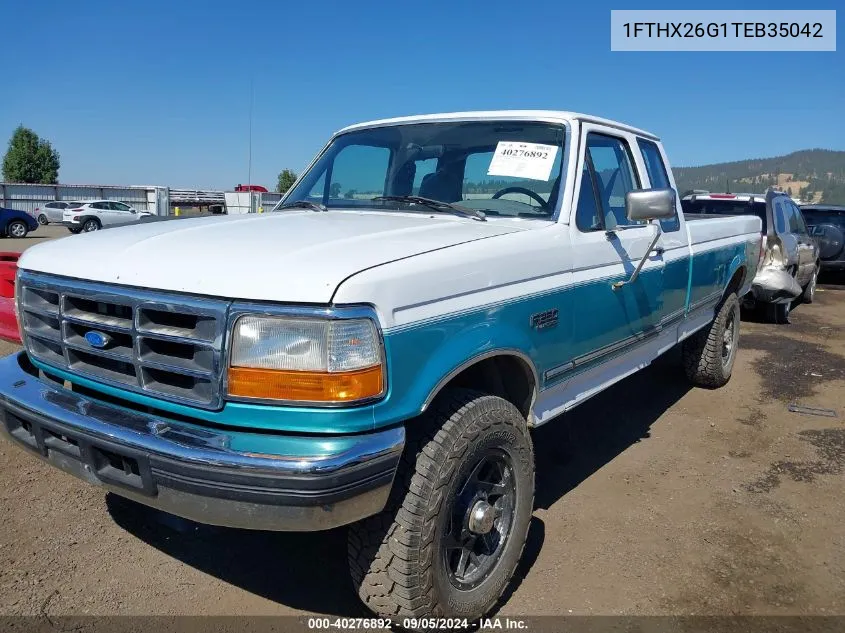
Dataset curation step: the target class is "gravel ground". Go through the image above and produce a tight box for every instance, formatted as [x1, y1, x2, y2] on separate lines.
[0, 230, 842, 620]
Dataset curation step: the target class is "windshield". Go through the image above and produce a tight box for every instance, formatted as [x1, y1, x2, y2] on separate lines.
[281, 121, 566, 219]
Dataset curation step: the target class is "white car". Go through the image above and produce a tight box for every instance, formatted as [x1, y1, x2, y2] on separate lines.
[34, 201, 82, 225]
[63, 200, 151, 232]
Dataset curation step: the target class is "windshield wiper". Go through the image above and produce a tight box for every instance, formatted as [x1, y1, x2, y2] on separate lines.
[277, 200, 328, 213]
[372, 195, 486, 221]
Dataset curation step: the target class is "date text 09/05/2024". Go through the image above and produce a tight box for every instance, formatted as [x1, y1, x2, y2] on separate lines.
[622, 22, 824, 39]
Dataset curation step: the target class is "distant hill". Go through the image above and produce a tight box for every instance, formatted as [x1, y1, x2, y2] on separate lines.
[673, 149, 845, 204]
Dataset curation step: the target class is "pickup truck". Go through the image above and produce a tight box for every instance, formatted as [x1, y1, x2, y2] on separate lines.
[1, 111, 762, 624]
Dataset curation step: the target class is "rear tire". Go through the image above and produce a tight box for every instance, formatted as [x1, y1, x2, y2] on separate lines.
[348, 389, 534, 624]
[682, 292, 740, 388]
[801, 265, 819, 304]
[82, 218, 101, 232]
[7, 220, 28, 238]
[37, 214, 48, 225]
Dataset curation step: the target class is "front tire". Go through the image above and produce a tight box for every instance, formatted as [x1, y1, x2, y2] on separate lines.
[682, 292, 740, 388]
[348, 389, 534, 624]
[7, 220, 28, 238]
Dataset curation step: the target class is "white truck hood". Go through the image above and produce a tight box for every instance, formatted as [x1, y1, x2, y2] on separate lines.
[19, 210, 524, 303]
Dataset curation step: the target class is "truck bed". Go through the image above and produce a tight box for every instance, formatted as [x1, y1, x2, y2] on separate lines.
[685, 213, 762, 245]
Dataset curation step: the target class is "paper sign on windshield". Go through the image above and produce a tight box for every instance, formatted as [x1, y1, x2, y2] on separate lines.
[487, 142, 559, 181]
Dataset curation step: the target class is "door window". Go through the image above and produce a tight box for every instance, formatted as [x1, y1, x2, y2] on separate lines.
[774, 199, 788, 233]
[787, 201, 808, 234]
[578, 133, 641, 231]
[91, 202, 109, 210]
[575, 162, 603, 231]
[109, 202, 132, 212]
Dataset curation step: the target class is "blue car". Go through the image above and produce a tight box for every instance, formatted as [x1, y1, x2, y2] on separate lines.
[0, 207, 39, 239]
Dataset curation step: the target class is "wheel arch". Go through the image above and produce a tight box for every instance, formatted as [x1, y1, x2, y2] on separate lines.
[78, 215, 101, 227]
[724, 260, 746, 298]
[420, 349, 539, 419]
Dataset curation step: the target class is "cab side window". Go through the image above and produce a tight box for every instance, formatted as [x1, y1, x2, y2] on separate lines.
[637, 138, 680, 232]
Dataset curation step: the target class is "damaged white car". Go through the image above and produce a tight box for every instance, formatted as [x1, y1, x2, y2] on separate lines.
[682, 189, 820, 323]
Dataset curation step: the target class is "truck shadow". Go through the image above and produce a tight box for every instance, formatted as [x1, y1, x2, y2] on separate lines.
[105, 356, 690, 616]
[532, 351, 692, 510]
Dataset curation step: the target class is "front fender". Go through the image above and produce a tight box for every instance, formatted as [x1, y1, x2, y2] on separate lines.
[375, 315, 540, 427]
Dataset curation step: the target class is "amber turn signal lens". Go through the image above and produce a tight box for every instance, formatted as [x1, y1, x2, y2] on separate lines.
[227, 365, 384, 403]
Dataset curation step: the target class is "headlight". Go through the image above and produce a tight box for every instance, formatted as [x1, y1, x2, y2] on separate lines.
[227, 315, 384, 404]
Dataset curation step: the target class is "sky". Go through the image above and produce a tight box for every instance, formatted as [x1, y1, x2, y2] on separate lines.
[1, 0, 842, 190]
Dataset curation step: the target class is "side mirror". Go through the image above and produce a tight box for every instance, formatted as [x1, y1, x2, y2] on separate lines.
[625, 188, 676, 222]
[131, 209, 137, 214]
[612, 189, 675, 291]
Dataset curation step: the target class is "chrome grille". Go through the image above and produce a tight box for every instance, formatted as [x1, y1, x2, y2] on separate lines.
[18, 271, 229, 409]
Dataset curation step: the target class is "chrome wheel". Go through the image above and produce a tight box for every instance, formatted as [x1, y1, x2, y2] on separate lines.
[442, 450, 516, 590]
[8, 221, 26, 238]
[83, 219, 100, 232]
[807, 271, 817, 301]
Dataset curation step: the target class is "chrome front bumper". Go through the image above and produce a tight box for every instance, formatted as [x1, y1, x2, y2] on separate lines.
[0, 353, 404, 531]
[751, 265, 803, 304]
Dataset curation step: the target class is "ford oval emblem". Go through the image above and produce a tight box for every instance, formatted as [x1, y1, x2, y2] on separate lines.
[84, 330, 111, 349]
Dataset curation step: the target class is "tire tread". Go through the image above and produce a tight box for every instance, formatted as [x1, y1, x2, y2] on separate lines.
[682, 292, 739, 388]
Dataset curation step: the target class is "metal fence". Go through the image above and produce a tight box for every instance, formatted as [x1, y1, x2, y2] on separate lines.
[169, 189, 226, 206]
[0, 183, 169, 215]
[0, 183, 283, 216]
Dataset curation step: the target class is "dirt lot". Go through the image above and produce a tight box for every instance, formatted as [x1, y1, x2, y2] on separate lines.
[0, 229, 843, 620]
